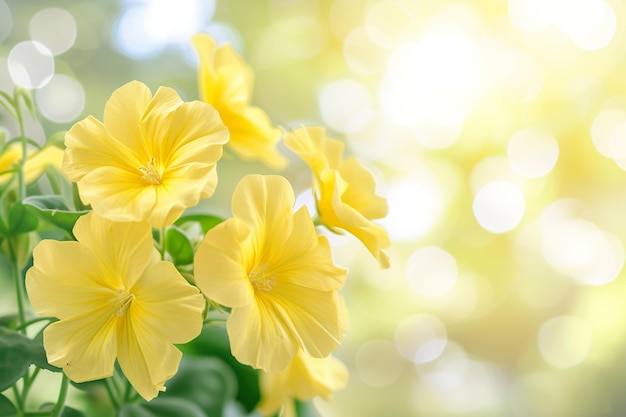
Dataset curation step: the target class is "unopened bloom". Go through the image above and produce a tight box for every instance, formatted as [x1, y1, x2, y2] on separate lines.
[0, 144, 63, 185]
[194, 174, 347, 372]
[62, 80, 229, 227]
[257, 349, 349, 417]
[284, 126, 390, 268]
[25, 212, 205, 401]
[191, 33, 287, 170]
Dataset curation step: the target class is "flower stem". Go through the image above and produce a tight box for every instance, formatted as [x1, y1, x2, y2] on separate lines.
[15, 316, 56, 331]
[104, 378, 120, 410]
[8, 238, 26, 332]
[49, 374, 69, 417]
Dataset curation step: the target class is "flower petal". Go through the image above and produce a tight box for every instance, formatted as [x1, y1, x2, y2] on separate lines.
[231, 175, 294, 259]
[194, 217, 255, 308]
[26, 239, 120, 319]
[117, 313, 183, 401]
[78, 166, 157, 223]
[103, 80, 153, 159]
[72, 212, 154, 288]
[339, 158, 387, 220]
[43, 311, 118, 383]
[63, 116, 139, 182]
[131, 261, 205, 344]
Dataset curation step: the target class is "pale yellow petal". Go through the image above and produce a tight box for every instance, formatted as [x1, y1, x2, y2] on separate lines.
[339, 158, 387, 220]
[78, 166, 157, 223]
[63, 116, 139, 182]
[318, 169, 390, 269]
[271, 208, 346, 292]
[160, 100, 228, 169]
[268, 283, 345, 358]
[43, 311, 118, 383]
[140, 86, 184, 157]
[72, 212, 153, 288]
[131, 261, 205, 344]
[23, 146, 64, 184]
[103, 81, 153, 160]
[26, 239, 120, 319]
[194, 218, 255, 308]
[288, 351, 348, 401]
[117, 313, 183, 401]
[283, 126, 329, 176]
[227, 297, 298, 372]
[191, 33, 220, 104]
[223, 106, 286, 170]
[231, 175, 294, 260]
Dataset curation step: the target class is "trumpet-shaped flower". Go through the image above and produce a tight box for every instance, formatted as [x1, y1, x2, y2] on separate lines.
[62, 80, 229, 227]
[257, 349, 349, 417]
[0, 144, 63, 185]
[284, 126, 391, 268]
[25, 212, 205, 401]
[191, 33, 287, 170]
[194, 174, 347, 372]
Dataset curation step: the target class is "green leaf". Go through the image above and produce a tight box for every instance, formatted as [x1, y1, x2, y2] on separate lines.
[182, 327, 260, 412]
[119, 398, 207, 417]
[22, 195, 87, 236]
[0, 327, 60, 390]
[40, 403, 86, 417]
[174, 214, 224, 235]
[7, 201, 39, 234]
[0, 394, 17, 417]
[165, 226, 194, 266]
[163, 356, 238, 417]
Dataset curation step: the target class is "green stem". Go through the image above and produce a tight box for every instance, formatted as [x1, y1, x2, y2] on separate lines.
[15, 316, 56, 331]
[12, 384, 24, 416]
[159, 227, 166, 260]
[13, 92, 27, 202]
[104, 378, 120, 410]
[21, 367, 41, 404]
[8, 238, 26, 332]
[49, 374, 69, 417]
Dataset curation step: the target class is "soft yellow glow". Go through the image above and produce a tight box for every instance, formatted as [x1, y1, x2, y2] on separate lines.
[395, 314, 447, 364]
[381, 172, 443, 241]
[538, 315, 592, 368]
[365, 1, 413, 48]
[405, 246, 458, 298]
[590, 107, 626, 158]
[473, 181, 526, 234]
[355, 340, 405, 387]
[507, 127, 559, 178]
[319, 79, 373, 133]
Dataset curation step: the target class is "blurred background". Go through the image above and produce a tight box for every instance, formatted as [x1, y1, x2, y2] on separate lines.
[3, 0, 626, 416]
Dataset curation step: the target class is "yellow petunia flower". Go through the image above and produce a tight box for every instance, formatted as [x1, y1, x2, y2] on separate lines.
[191, 33, 287, 170]
[194, 174, 347, 372]
[283, 126, 391, 269]
[257, 349, 349, 417]
[0, 144, 64, 185]
[25, 211, 206, 401]
[62, 80, 229, 228]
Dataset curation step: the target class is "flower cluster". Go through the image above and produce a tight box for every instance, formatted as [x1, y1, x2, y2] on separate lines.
[15, 33, 389, 415]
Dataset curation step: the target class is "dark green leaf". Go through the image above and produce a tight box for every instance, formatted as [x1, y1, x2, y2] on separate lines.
[119, 398, 207, 417]
[7, 201, 39, 234]
[22, 195, 87, 236]
[0, 315, 17, 328]
[0, 327, 60, 390]
[163, 356, 237, 416]
[164, 226, 194, 265]
[182, 326, 260, 412]
[40, 403, 86, 417]
[0, 394, 17, 417]
[174, 214, 224, 235]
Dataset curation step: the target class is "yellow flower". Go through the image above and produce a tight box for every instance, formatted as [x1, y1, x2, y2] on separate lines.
[25, 212, 205, 401]
[194, 174, 347, 372]
[283, 126, 391, 268]
[62, 80, 229, 228]
[257, 349, 349, 417]
[0, 144, 63, 185]
[191, 33, 287, 170]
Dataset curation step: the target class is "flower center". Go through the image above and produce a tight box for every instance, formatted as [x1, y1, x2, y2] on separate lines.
[138, 156, 162, 185]
[248, 263, 276, 292]
[115, 292, 135, 317]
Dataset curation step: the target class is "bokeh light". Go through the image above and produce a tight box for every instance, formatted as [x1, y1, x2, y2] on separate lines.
[29, 8, 77, 56]
[473, 180, 526, 234]
[35, 74, 85, 123]
[7, 41, 54, 89]
[0, 0, 12, 43]
[538, 315, 593, 368]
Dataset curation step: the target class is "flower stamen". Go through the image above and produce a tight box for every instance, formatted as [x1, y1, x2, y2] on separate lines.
[116, 292, 135, 317]
[249, 263, 276, 292]
[138, 156, 162, 185]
